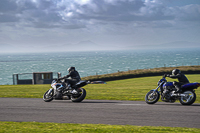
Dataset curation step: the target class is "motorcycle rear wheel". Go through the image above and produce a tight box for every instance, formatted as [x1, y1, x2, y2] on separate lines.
[43, 89, 54, 102]
[71, 88, 86, 102]
[145, 90, 160, 104]
[179, 90, 196, 105]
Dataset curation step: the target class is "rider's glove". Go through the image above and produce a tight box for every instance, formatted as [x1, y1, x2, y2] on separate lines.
[164, 74, 170, 77]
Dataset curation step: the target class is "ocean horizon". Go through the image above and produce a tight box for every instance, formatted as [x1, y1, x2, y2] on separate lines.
[0, 48, 200, 85]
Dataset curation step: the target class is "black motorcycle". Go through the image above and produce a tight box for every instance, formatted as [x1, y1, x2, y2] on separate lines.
[43, 80, 88, 102]
[145, 75, 200, 105]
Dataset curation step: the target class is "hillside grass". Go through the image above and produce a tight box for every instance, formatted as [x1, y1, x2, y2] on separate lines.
[81, 66, 200, 81]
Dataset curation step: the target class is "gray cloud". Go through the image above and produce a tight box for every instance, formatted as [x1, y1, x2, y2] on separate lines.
[1, 0, 200, 27]
[175, 4, 200, 21]
[0, 0, 200, 52]
[0, 0, 18, 12]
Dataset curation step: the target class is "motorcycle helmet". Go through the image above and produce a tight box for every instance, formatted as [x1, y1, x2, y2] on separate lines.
[172, 69, 181, 75]
[67, 67, 75, 72]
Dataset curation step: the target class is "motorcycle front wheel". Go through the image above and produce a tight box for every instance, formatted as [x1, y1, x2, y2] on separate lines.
[71, 88, 86, 102]
[145, 90, 160, 104]
[179, 90, 196, 105]
[43, 89, 54, 102]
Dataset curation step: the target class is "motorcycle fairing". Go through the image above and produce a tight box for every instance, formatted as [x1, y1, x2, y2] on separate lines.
[51, 82, 63, 91]
[52, 83, 62, 87]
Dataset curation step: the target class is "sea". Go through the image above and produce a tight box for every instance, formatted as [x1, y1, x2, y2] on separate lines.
[0, 48, 200, 85]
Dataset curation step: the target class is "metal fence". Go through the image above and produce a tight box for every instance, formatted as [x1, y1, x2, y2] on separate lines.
[13, 72, 61, 85]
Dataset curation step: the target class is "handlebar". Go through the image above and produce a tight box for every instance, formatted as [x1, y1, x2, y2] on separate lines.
[163, 74, 170, 78]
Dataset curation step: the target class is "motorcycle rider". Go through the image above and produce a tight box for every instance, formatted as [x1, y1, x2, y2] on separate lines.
[58, 66, 81, 90]
[166, 69, 189, 93]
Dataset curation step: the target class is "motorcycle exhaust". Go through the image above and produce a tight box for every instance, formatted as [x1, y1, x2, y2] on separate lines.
[62, 96, 70, 100]
[171, 93, 186, 97]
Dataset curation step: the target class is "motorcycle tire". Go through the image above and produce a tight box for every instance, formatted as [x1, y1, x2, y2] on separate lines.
[179, 90, 196, 105]
[145, 90, 160, 104]
[43, 89, 54, 102]
[71, 88, 86, 102]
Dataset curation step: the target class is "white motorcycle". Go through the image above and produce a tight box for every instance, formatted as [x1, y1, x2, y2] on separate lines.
[43, 80, 88, 102]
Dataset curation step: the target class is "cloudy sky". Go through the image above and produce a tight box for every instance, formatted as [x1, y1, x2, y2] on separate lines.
[0, 0, 200, 52]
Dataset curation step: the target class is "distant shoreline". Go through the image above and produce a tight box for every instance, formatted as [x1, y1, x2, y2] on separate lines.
[82, 65, 200, 81]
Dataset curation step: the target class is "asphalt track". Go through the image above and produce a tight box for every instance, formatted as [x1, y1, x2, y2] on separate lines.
[0, 98, 200, 128]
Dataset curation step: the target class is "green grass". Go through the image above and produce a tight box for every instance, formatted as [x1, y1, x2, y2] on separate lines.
[0, 74, 200, 103]
[0, 121, 200, 133]
[0, 84, 49, 98]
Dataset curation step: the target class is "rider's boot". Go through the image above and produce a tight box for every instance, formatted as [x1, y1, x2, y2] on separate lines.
[174, 85, 182, 93]
[71, 89, 78, 94]
[67, 84, 72, 89]
[62, 83, 71, 91]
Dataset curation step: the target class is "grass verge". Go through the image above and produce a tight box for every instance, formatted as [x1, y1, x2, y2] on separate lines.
[0, 121, 200, 133]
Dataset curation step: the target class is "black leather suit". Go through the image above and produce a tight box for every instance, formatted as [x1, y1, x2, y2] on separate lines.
[168, 73, 189, 92]
[59, 70, 81, 86]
